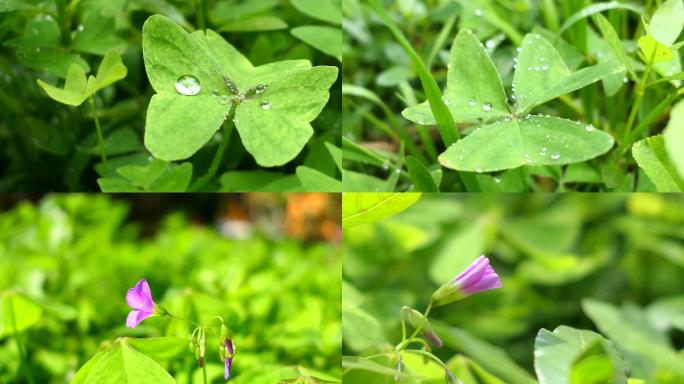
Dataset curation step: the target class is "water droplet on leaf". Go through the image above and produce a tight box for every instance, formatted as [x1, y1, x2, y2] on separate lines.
[551, 153, 560, 160]
[260, 100, 272, 110]
[482, 102, 492, 112]
[175, 75, 201, 96]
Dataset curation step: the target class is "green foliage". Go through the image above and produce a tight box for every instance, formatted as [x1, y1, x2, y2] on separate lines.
[0, 195, 341, 383]
[343, 194, 684, 383]
[341, 192, 421, 227]
[342, 0, 684, 192]
[0, 1, 341, 192]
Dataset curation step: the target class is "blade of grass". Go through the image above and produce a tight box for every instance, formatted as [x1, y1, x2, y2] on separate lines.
[365, 0, 480, 191]
[558, 2, 645, 36]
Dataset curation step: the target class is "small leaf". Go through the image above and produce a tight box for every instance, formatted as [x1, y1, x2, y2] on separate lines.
[93, 50, 128, 92]
[342, 193, 421, 227]
[71, 13, 126, 55]
[127, 337, 189, 361]
[296, 166, 341, 192]
[664, 100, 684, 179]
[514, 33, 624, 114]
[291, 26, 342, 61]
[439, 116, 614, 173]
[593, 14, 635, 78]
[0, 291, 42, 337]
[71, 338, 175, 384]
[402, 29, 509, 125]
[218, 16, 288, 32]
[650, 0, 684, 46]
[36, 64, 89, 106]
[291, 0, 341, 25]
[632, 135, 684, 192]
[219, 171, 301, 192]
[638, 34, 674, 64]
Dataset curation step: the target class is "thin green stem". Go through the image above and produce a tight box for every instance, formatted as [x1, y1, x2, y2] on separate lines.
[55, 0, 70, 46]
[621, 49, 656, 149]
[189, 105, 235, 192]
[9, 296, 35, 384]
[395, 301, 432, 352]
[402, 349, 449, 370]
[89, 97, 107, 169]
[197, 0, 207, 30]
[166, 312, 203, 329]
[202, 362, 208, 384]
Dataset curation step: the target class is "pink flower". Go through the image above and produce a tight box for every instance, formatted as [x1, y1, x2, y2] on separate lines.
[431, 255, 502, 306]
[125, 279, 156, 328]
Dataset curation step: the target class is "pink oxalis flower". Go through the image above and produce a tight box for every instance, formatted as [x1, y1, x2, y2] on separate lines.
[125, 279, 157, 328]
[431, 255, 502, 306]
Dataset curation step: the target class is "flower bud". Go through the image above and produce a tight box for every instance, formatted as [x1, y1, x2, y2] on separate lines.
[405, 306, 443, 348]
[431, 255, 501, 307]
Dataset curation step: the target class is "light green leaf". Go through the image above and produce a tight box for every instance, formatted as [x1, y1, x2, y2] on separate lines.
[558, 2, 645, 35]
[37, 50, 127, 106]
[291, 0, 341, 25]
[325, 142, 342, 172]
[432, 323, 538, 384]
[296, 166, 341, 192]
[37, 64, 89, 106]
[342, 303, 386, 352]
[291, 26, 342, 61]
[142, 15, 337, 165]
[583, 299, 684, 379]
[650, 0, 684, 46]
[0, 291, 42, 337]
[534, 326, 627, 384]
[342, 193, 421, 228]
[632, 135, 684, 192]
[235, 66, 338, 166]
[439, 116, 614, 173]
[218, 16, 288, 32]
[664, 100, 684, 179]
[144, 94, 231, 161]
[514, 33, 624, 114]
[71, 338, 175, 384]
[97, 178, 143, 192]
[402, 29, 509, 125]
[638, 34, 674, 64]
[127, 337, 188, 361]
[149, 162, 193, 192]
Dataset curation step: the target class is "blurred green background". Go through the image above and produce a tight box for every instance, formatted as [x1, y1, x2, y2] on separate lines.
[0, 193, 341, 383]
[343, 193, 684, 382]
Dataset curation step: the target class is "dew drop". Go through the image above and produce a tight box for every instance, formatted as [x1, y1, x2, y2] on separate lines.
[623, 77, 629, 83]
[255, 84, 267, 94]
[586, 124, 595, 132]
[468, 100, 476, 107]
[541, 65, 549, 71]
[485, 39, 496, 49]
[475, 168, 483, 173]
[474, 9, 483, 17]
[494, 177, 501, 184]
[175, 75, 201, 96]
[551, 153, 560, 160]
[260, 100, 272, 110]
[482, 102, 492, 112]
[77, 24, 85, 32]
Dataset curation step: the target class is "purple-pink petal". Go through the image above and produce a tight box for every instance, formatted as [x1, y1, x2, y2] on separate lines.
[224, 358, 232, 380]
[455, 256, 501, 295]
[126, 310, 153, 328]
[126, 279, 155, 312]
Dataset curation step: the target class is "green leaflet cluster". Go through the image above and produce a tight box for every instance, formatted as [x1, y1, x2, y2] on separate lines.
[142, 15, 338, 167]
[402, 30, 623, 173]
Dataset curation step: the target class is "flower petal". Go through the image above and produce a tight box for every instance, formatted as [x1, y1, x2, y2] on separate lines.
[224, 358, 232, 380]
[126, 310, 153, 328]
[126, 279, 155, 312]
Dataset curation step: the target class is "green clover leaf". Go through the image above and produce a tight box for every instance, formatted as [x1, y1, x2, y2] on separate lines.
[142, 15, 338, 167]
[403, 30, 622, 173]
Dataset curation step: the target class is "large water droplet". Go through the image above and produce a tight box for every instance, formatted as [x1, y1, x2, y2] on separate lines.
[175, 75, 201, 96]
[482, 102, 492, 112]
[260, 100, 272, 110]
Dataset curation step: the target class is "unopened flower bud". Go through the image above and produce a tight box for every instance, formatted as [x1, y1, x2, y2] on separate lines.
[431, 255, 501, 307]
[405, 306, 443, 348]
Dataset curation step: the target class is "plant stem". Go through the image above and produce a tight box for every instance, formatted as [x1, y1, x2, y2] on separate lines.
[202, 362, 208, 384]
[621, 50, 655, 150]
[189, 105, 235, 192]
[88, 97, 107, 169]
[9, 295, 35, 384]
[197, 0, 207, 30]
[55, 0, 70, 46]
[395, 301, 432, 352]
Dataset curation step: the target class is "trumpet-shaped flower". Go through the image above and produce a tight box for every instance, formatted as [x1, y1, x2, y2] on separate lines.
[125, 279, 157, 328]
[431, 255, 502, 306]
